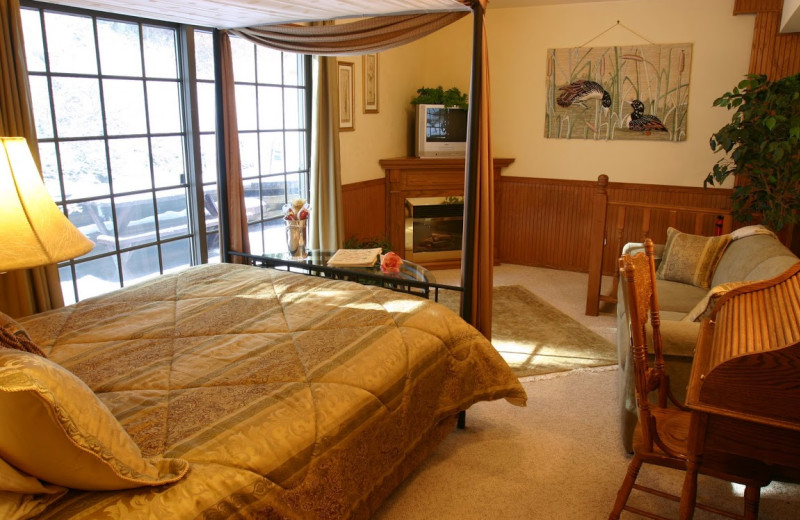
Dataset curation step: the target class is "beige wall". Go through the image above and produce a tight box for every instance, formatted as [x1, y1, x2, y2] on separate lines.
[340, 0, 754, 188]
[337, 13, 475, 184]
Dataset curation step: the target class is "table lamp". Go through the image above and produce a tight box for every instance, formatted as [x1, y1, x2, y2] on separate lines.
[0, 137, 94, 271]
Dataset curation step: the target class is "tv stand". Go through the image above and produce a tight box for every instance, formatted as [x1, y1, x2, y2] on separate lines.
[380, 156, 515, 269]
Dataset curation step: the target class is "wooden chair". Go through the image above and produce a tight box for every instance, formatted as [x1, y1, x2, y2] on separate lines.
[609, 239, 771, 520]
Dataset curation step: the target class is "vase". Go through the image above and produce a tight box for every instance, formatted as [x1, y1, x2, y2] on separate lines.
[285, 220, 308, 259]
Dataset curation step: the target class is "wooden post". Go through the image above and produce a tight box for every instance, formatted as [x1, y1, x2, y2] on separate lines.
[585, 174, 609, 316]
[213, 29, 230, 262]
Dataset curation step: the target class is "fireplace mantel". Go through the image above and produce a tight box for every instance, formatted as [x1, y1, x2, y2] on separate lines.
[380, 156, 515, 269]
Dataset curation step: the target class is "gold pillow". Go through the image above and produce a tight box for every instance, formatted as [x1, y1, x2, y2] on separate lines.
[656, 227, 732, 289]
[0, 349, 188, 490]
[0, 458, 67, 520]
[0, 312, 46, 357]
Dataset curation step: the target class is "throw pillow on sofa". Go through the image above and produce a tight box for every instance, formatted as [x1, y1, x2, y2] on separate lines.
[656, 227, 732, 289]
[682, 280, 753, 322]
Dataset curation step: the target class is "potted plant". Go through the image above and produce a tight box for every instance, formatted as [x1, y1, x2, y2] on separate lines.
[704, 73, 800, 232]
[410, 86, 469, 110]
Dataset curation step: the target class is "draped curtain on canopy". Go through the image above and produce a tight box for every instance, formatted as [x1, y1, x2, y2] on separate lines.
[0, 0, 65, 318]
[221, 0, 495, 338]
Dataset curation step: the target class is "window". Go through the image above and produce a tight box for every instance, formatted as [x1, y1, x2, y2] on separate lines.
[20, 2, 311, 304]
[226, 35, 311, 255]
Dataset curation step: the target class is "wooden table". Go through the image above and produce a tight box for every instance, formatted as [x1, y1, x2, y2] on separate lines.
[228, 250, 461, 302]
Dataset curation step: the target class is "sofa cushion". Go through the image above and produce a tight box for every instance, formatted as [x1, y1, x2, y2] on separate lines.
[653, 279, 708, 314]
[712, 233, 798, 287]
[656, 228, 731, 289]
[648, 319, 700, 357]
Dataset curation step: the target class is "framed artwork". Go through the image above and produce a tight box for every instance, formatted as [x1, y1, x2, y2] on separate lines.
[545, 43, 692, 142]
[363, 53, 379, 113]
[338, 61, 355, 131]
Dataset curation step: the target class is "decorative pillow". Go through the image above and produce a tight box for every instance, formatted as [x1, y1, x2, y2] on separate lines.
[0, 312, 47, 357]
[656, 227, 732, 289]
[0, 458, 67, 520]
[0, 349, 188, 490]
[682, 281, 754, 322]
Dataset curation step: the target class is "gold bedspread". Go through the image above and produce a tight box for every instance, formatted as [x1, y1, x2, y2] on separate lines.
[18, 263, 525, 519]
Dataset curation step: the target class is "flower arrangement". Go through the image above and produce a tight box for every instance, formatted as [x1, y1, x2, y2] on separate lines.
[380, 252, 403, 273]
[283, 198, 310, 221]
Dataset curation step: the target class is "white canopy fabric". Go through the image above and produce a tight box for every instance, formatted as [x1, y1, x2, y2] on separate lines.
[35, 0, 471, 29]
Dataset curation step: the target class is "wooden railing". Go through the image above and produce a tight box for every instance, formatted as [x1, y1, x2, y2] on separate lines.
[585, 175, 733, 316]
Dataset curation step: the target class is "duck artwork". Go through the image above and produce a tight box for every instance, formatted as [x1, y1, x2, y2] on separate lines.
[556, 80, 612, 111]
[627, 99, 668, 135]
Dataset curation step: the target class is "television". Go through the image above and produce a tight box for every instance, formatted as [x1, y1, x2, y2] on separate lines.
[414, 104, 468, 158]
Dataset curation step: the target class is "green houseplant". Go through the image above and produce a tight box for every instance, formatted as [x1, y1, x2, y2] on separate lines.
[410, 86, 469, 110]
[705, 73, 800, 232]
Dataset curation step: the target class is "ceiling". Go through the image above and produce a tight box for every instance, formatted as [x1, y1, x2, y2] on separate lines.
[491, 0, 619, 7]
[36, 0, 617, 29]
[38, 0, 470, 29]
[32, 0, 800, 33]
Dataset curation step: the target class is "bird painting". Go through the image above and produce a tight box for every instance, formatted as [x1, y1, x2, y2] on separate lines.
[556, 80, 612, 111]
[627, 99, 668, 135]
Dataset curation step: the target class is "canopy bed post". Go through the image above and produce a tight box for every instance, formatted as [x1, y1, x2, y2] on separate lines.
[460, 0, 493, 339]
[213, 29, 231, 262]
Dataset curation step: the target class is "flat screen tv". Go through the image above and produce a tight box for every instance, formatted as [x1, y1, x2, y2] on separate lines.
[414, 104, 468, 158]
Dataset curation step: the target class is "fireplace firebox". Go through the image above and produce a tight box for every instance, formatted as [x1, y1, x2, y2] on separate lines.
[405, 197, 463, 264]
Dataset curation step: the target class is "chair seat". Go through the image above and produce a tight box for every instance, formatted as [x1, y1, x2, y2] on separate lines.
[631, 407, 772, 489]
[632, 407, 690, 467]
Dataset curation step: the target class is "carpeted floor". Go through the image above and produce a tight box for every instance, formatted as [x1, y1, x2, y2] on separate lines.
[437, 285, 617, 378]
[374, 368, 800, 519]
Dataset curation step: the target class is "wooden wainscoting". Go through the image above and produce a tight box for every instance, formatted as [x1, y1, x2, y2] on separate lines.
[497, 177, 598, 272]
[496, 176, 733, 274]
[342, 178, 386, 242]
[342, 175, 733, 273]
[735, 0, 800, 79]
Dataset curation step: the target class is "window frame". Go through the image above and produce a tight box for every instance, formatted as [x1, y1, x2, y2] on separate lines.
[19, 1, 312, 304]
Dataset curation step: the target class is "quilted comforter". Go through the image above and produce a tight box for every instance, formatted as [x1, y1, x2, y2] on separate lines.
[13, 263, 526, 519]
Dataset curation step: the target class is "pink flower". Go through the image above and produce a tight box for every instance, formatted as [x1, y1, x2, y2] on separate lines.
[380, 252, 403, 273]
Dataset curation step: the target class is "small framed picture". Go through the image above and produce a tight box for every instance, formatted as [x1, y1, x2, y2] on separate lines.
[338, 61, 355, 131]
[363, 53, 379, 113]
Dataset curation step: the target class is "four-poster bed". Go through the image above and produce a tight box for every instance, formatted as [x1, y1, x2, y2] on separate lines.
[213, 0, 496, 337]
[0, 1, 524, 518]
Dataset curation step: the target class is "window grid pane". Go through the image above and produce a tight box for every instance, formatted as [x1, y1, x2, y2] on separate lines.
[22, 3, 196, 302]
[20, 7, 311, 301]
[231, 36, 310, 256]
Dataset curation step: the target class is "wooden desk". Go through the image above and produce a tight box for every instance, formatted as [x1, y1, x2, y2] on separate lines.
[681, 263, 800, 515]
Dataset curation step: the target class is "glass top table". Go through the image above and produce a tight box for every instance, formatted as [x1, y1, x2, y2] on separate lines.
[228, 250, 461, 301]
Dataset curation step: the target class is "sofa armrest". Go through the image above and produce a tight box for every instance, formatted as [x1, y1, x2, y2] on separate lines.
[621, 242, 664, 265]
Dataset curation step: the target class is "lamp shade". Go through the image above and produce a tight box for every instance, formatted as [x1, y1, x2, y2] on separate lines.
[0, 137, 94, 271]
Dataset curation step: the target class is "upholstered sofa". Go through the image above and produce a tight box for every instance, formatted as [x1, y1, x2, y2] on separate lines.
[616, 225, 800, 452]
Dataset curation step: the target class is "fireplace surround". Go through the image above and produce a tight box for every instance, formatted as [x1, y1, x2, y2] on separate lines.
[381, 156, 514, 269]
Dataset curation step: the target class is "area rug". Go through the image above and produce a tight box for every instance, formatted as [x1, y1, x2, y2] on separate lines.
[437, 285, 617, 378]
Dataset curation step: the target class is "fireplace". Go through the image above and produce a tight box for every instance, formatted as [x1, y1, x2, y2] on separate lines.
[381, 156, 514, 269]
[404, 197, 463, 264]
